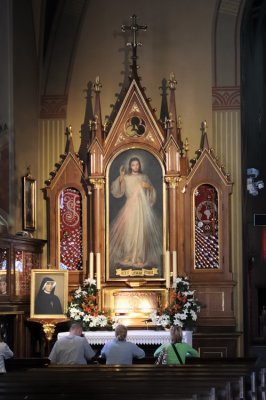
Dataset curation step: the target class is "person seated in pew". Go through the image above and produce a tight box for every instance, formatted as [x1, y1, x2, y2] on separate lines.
[0, 332, 14, 373]
[48, 322, 95, 365]
[154, 325, 199, 365]
[100, 324, 145, 365]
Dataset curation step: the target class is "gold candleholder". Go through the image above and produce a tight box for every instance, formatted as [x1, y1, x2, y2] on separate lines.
[42, 323, 56, 341]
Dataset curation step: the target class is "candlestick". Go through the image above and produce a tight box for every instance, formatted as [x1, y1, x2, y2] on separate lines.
[96, 253, 101, 290]
[172, 250, 177, 280]
[89, 252, 94, 279]
[165, 251, 170, 288]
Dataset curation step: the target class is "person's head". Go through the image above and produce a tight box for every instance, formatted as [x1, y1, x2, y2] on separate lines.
[40, 277, 56, 294]
[0, 275, 7, 295]
[128, 157, 142, 174]
[170, 325, 183, 344]
[115, 324, 127, 341]
[69, 323, 83, 337]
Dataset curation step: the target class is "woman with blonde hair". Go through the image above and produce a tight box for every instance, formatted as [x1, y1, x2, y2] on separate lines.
[154, 325, 199, 365]
[100, 324, 145, 364]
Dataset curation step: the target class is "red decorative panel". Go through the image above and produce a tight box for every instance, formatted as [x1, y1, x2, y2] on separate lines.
[59, 188, 83, 270]
[194, 184, 219, 269]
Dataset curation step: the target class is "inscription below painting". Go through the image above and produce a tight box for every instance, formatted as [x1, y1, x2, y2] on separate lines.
[108, 149, 163, 279]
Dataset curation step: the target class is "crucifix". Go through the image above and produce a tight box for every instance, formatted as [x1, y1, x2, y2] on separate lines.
[121, 15, 147, 76]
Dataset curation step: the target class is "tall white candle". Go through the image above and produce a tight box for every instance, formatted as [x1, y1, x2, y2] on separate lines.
[96, 253, 101, 290]
[89, 252, 94, 279]
[165, 251, 170, 288]
[172, 250, 177, 280]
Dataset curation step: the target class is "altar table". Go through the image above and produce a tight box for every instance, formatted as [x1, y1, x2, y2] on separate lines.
[58, 329, 192, 345]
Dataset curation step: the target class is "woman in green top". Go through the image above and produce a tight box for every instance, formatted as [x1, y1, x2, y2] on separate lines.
[154, 325, 199, 365]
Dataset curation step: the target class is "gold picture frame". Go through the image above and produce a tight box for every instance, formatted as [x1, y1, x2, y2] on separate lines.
[30, 269, 68, 319]
[106, 148, 164, 281]
[23, 172, 36, 231]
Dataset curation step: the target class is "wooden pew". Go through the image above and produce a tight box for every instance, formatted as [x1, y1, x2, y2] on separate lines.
[0, 358, 261, 400]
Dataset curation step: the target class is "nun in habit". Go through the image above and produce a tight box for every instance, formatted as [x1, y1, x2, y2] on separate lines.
[35, 277, 63, 315]
[109, 156, 162, 273]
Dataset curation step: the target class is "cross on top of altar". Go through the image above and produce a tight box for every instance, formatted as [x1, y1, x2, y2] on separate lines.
[121, 15, 147, 76]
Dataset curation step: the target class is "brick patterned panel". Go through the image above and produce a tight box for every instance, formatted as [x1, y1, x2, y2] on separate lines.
[212, 86, 240, 110]
[40, 95, 68, 119]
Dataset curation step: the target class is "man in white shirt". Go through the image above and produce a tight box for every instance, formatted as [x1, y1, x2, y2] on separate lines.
[0, 334, 14, 373]
[49, 323, 95, 365]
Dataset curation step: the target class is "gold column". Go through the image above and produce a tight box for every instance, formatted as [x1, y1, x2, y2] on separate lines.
[165, 175, 180, 251]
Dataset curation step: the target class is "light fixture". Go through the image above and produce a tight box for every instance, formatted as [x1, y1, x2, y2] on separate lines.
[247, 168, 264, 196]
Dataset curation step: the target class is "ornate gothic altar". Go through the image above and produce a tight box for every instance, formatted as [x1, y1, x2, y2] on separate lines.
[41, 15, 238, 355]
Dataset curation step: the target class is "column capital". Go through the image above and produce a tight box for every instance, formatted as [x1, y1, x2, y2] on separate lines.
[89, 177, 105, 189]
[165, 175, 181, 188]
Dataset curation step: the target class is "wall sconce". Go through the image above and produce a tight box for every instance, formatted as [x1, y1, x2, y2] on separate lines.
[247, 168, 264, 196]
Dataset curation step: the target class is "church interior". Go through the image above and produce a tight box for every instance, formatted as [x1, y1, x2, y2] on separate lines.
[1, 0, 266, 397]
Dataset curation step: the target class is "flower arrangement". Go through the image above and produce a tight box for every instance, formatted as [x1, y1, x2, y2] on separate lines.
[66, 278, 116, 330]
[149, 276, 201, 330]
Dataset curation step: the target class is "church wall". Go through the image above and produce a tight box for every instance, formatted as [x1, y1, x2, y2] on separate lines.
[12, 0, 39, 234]
[0, 0, 14, 230]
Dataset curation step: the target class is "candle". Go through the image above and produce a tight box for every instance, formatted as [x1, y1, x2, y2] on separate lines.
[96, 253, 101, 290]
[172, 250, 177, 280]
[165, 251, 170, 288]
[89, 252, 94, 279]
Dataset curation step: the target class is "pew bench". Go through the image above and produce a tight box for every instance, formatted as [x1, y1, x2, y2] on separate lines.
[1, 358, 261, 400]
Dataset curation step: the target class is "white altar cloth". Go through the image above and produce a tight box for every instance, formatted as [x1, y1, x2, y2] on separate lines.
[58, 329, 192, 345]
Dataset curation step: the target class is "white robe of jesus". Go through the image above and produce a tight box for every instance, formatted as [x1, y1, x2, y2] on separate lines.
[109, 172, 162, 274]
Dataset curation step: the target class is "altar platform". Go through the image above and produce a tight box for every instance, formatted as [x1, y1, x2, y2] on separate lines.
[58, 329, 192, 345]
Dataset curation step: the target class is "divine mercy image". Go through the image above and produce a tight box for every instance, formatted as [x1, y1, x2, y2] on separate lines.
[108, 149, 163, 279]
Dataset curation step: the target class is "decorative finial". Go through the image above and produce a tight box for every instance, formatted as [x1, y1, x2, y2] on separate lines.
[26, 165, 32, 177]
[103, 116, 111, 134]
[184, 138, 189, 153]
[168, 72, 177, 90]
[177, 115, 182, 129]
[65, 125, 72, 138]
[201, 120, 207, 134]
[93, 76, 102, 93]
[89, 117, 98, 132]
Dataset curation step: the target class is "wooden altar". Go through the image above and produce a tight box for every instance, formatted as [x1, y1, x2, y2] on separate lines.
[41, 16, 238, 355]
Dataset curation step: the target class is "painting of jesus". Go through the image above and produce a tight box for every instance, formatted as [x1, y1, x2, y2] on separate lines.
[108, 149, 163, 279]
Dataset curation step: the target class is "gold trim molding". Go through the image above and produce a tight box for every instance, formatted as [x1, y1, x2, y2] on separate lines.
[89, 178, 105, 189]
[165, 176, 181, 188]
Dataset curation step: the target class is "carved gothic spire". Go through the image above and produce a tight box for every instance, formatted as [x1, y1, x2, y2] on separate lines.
[92, 76, 104, 144]
[65, 125, 75, 154]
[200, 120, 210, 150]
[168, 72, 182, 145]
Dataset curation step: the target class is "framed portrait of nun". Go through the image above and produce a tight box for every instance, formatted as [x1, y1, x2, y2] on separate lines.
[30, 269, 68, 318]
[106, 148, 164, 280]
